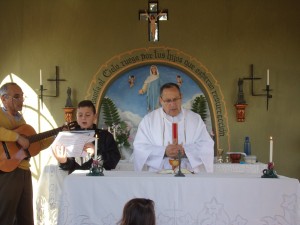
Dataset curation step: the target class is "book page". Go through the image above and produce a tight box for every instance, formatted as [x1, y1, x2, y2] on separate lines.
[51, 130, 95, 157]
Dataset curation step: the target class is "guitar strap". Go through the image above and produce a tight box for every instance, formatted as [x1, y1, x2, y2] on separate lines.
[2, 142, 11, 159]
[1, 142, 31, 160]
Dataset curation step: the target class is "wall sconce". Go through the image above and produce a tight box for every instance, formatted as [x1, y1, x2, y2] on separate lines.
[234, 64, 273, 121]
[243, 64, 273, 110]
[234, 78, 247, 122]
[39, 66, 66, 105]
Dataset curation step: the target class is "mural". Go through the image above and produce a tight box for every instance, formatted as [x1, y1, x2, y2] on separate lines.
[98, 64, 212, 157]
[86, 47, 230, 155]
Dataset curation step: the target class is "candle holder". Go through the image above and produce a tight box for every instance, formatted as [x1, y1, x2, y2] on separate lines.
[261, 162, 278, 178]
[216, 148, 224, 163]
[63, 107, 76, 123]
[86, 159, 104, 176]
[263, 85, 272, 110]
[243, 64, 273, 111]
[38, 66, 66, 103]
[234, 103, 248, 122]
[174, 150, 185, 177]
[39, 85, 47, 107]
[234, 78, 248, 122]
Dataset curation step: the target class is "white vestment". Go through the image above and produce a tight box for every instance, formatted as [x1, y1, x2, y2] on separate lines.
[133, 108, 214, 173]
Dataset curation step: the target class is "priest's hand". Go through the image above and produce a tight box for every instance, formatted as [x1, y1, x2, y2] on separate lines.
[165, 143, 185, 158]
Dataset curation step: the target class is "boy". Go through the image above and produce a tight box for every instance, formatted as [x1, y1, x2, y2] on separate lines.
[53, 100, 120, 173]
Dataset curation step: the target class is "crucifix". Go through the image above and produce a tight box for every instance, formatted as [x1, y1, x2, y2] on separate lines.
[139, 1, 168, 42]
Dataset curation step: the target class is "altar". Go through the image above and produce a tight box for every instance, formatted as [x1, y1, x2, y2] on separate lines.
[57, 171, 300, 225]
[35, 162, 300, 225]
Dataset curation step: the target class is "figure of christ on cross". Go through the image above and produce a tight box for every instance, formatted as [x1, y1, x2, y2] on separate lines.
[145, 10, 163, 41]
[139, 1, 168, 42]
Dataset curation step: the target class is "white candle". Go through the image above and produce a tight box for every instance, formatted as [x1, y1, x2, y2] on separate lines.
[269, 136, 273, 162]
[40, 69, 43, 86]
[267, 69, 269, 85]
[94, 134, 98, 160]
[113, 128, 116, 140]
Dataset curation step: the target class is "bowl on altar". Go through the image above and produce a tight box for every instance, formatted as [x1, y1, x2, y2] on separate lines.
[226, 152, 246, 163]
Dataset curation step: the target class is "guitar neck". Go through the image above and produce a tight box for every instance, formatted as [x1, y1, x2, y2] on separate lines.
[28, 127, 62, 144]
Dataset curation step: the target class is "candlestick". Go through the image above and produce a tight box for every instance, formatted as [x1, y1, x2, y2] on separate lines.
[174, 150, 185, 177]
[267, 69, 269, 85]
[262, 134, 278, 178]
[172, 123, 178, 144]
[87, 135, 104, 176]
[94, 134, 98, 160]
[269, 136, 273, 162]
[40, 69, 42, 86]
[242, 65, 274, 111]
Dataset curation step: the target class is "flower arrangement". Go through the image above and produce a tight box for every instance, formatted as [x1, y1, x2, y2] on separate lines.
[112, 121, 131, 148]
[101, 97, 131, 148]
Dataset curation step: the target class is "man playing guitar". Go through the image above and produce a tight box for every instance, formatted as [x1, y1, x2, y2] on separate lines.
[0, 82, 55, 225]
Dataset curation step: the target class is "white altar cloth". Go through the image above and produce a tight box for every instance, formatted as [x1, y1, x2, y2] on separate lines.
[115, 159, 267, 173]
[57, 171, 300, 225]
[36, 162, 271, 225]
[36, 162, 268, 224]
[36, 164, 68, 225]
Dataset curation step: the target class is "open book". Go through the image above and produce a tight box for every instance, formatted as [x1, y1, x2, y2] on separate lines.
[51, 130, 95, 157]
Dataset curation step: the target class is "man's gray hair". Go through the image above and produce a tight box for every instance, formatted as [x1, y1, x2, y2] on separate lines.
[160, 82, 181, 96]
[0, 82, 18, 96]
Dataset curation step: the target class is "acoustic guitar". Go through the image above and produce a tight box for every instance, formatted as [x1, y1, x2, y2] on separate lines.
[0, 122, 76, 172]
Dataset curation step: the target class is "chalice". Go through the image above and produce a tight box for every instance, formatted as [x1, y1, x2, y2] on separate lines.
[169, 150, 185, 177]
[169, 158, 179, 172]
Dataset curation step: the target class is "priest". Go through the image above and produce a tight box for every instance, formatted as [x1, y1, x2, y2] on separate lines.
[133, 82, 214, 173]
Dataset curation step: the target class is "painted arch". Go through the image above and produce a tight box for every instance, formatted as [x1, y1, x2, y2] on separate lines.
[85, 47, 230, 153]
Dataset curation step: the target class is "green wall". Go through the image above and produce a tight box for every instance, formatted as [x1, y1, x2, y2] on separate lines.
[0, 0, 299, 179]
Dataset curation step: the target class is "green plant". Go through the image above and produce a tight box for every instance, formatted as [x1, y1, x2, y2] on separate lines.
[191, 95, 207, 122]
[101, 97, 121, 127]
[114, 121, 131, 147]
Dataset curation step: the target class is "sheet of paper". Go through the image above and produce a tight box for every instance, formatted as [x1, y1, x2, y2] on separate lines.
[51, 130, 95, 157]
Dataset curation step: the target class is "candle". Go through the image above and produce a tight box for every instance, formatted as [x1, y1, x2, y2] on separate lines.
[267, 69, 270, 85]
[269, 136, 273, 162]
[172, 123, 178, 144]
[40, 69, 43, 86]
[113, 128, 116, 140]
[94, 134, 98, 160]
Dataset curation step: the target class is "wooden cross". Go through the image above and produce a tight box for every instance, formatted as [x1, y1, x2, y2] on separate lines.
[139, 1, 168, 42]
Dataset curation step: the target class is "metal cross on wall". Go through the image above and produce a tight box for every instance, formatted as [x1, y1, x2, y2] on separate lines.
[139, 1, 168, 42]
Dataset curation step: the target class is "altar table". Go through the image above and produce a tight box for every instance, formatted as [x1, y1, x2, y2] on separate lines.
[57, 171, 300, 225]
[36, 161, 268, 224]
